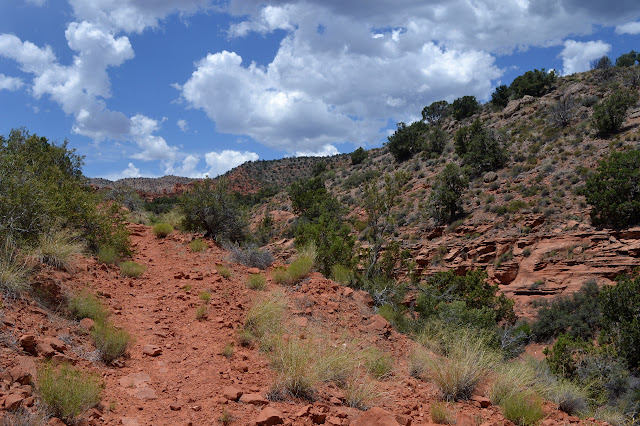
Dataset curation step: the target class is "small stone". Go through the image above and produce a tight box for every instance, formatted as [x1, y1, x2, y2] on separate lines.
[568, 416, 580, 423]
[9, 357, 36, 385]
[455, 413, 475, 426]
[326, 417, 342, 426]
[18, 335, 37, 354]
[120, 418, 140, 426]
[143, 345, 162, 357]
[133, 386, 157, 401]
[353, 407, 399, 426]
[329, 396, 342, 405]
[35, 342, 56, 358]
[52, 354, 76, 365]
[41, 337, 67, 352]
[169, 403, 181, 411]
[80, 318, 95, 330]
[471, 395, 492, 408]
[223, 386, 243, 401]
[255, 407, 284, 425]
[247, 268, 261, 274]
[296, 404, 312, 417]
[239, 393, 268, 405]
[4, 394, 24, 410]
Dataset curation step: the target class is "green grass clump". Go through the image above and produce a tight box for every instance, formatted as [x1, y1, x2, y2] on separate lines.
[247, 274, 266, 290]
[268, 337, 320, 399]
[221, 342, 235, 358]
[68, 291, 107, 322]
[92, 321, 131, 363]
[38, 362, 102, 421]
[271, 249, 315, 285]
[31, 229, 83, 271]
[331, 264, 354, 285]
[217, 264, 231, 279]
[189, 239, 208, 253]
[501, 391, 545, 426]
[152, 222, 173, 238]
[0, 239, 29, 297]
[120, 261, 145, 278]
[243, 292, 286, 342]
[362, 347, 393, 379]
[199, 291, 211, 302]
[97, 245, 118, 264]
[343, 376, 383, 410]
[272, 267, 289, 285]
[316, 346, 358, 386]
[195, 304, 207, 320]
[418, 327, 500, 401]
[430, 401, 453, 424]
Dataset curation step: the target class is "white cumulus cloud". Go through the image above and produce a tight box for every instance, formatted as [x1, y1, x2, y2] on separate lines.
[0, 73, 24, 91]
[204, 150, 259, 177]
[616, 21, 640, 34]
[177, 119, 189, 132]
[295, 144, 339, 157]
[560, 39, 611, 76]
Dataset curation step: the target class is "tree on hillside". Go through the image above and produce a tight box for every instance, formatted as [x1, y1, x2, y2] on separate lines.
[422, 100, 450, 125]
[591, 89, 638, 136]
[386, 121, 428, 162]
[616, 50, 638, 67]
[350, 147, 368, 165]
[428, 163, 468, 224]
[490, 84, 511, 109]
[454, 120, 508, 177]
[451, 96, 480, 120]
[584, 149, 640, 229]
[509, 69, 556, 98]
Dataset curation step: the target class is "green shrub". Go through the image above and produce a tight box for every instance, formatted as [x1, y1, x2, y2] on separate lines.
[600, 273, 640, 369]
[454, 120, 508, 177]
[199, 291, 211, 302]
[584, 149, 640, 228]
[451, 96, 479, 120]
[38, 362, 102, 421]
[416, 269, 515, 326]
[386, 121, 429, 162]
[350, 147, 368, 165]
[97, 245, 118, 264]
[152, 223, 173, 238]
[532, 280, 601, 342]
[120, 261, 145, 278]
[189, 238, 208, 253]
[501, 391, 544, 426]
[247, 274, 266, 290]
[179, 178, 246, 242]
[271, 248, 315, 285]
[428, 164, 468, 224]
[68, 291, 107, 322]
[591, 89, 637, 136]
[0, 129, 131, 258]
[92, 321, 130, 363]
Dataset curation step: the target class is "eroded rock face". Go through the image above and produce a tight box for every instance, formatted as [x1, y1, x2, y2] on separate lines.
[408, 225, 640, 316]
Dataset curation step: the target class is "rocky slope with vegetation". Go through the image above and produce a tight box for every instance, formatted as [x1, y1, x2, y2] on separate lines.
[2, 55, 640, 425]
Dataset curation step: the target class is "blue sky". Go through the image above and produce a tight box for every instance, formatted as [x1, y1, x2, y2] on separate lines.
[1, 1, 640, 179]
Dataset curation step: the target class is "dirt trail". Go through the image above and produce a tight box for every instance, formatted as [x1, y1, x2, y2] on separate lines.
[1, 223, 600, 425]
